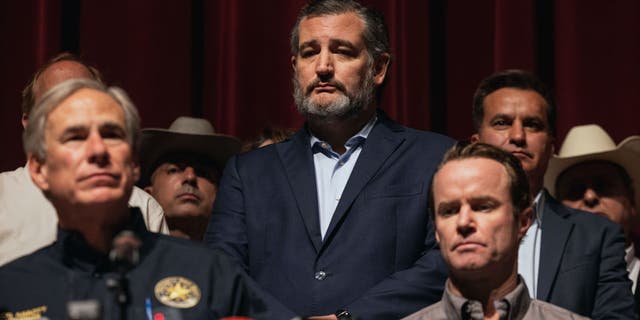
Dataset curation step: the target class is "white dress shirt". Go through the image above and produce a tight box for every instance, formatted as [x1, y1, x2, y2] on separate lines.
[518, 190, 544, 298]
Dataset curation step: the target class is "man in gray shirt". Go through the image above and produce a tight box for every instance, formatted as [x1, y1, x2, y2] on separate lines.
[404, 143, 587, 320]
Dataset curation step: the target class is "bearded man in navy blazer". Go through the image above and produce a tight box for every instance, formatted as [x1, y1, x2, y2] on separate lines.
[471, 69, 636, 319]
[204, 0, 453, 319]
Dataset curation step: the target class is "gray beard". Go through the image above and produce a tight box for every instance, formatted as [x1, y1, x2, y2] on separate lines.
[293, 70, 376, 121]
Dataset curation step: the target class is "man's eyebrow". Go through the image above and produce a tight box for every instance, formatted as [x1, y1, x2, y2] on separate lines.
[299, 40, 318, 50]
[330, 39, 356, 49]
[61, 125, 87, 136]
[468, 196, 499, 203]
[100, 121, 125, 130]
[99, 121, 127, 135]
[436, 200, 460, 212]
[489, 113, 513, 120]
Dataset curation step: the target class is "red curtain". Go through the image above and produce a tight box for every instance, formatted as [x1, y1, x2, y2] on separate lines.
[1, 0, 639, 171]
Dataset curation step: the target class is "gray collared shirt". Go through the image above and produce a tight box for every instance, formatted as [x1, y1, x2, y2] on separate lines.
[402, 276, 590, 320]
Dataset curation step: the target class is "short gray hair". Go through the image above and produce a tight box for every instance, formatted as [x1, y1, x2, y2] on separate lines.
[23, 78, 140, 161]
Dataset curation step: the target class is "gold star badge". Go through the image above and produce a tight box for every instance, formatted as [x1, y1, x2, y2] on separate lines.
[154, 276, 201, 308]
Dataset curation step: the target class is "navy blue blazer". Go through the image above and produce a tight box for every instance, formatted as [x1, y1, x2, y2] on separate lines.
[538, 192, 635, 319]
[204, 112, 453, 319]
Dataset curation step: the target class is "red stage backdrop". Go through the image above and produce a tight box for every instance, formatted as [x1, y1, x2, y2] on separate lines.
[1, 0, 638, 171]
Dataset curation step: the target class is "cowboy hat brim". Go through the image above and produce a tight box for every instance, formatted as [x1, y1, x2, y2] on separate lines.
[544, 136, 640, 211]
[138, 129, 241, 187]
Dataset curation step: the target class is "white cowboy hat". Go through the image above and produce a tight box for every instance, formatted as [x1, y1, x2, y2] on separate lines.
[544, 124, 640, 210]
[138, 116, 241, 186]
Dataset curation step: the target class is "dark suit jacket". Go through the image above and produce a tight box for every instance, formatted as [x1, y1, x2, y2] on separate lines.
[538, 192, 636, 319]
[204, 112, 453, 319]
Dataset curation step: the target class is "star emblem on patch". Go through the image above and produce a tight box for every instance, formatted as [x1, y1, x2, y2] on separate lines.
[154, 276, 201, 308]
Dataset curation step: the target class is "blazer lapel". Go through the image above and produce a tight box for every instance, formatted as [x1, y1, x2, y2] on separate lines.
[277, 129, 322, 252]
[537, 192, 574, 301]
[322, 115, 405, 246]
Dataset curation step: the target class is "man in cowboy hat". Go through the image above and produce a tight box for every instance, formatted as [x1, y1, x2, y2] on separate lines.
[545, 124, 640, 297]
[140, 116, 241, 241]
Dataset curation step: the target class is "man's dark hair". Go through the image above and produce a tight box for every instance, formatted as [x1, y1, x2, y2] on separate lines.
[290, 0, 391, 64]
[22, 52, 103, 116]
[472, 69, 556, 137]
[428, 142, 532, 221]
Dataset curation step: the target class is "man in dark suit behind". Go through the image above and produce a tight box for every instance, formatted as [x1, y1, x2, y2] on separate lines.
[470, 69, 635, 319]
[204, 0, 453, 319]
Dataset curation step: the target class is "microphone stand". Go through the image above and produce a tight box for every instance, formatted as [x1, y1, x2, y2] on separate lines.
[106, 230, 141, 320]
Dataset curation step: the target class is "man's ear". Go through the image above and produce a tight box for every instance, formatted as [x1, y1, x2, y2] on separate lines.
[143, 185, 154, 195]
[517, 207, 533, 240]
[27, 154, 49, 192]
[21, 113, 28, 130]
[470, 133, 480, 143]
[132, 164, 141, 184]
[373, 53, 391, 85]
[291, 56, 297, 71]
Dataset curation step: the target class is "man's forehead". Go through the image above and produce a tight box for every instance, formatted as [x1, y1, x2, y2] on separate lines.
[484, 88, 548, 116]
[298, 12, 365, 43]
[434, 158, 509, 194]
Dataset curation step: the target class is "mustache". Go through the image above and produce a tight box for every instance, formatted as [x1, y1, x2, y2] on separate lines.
[305, 78, 347, 95]
[175, 185, 203, 199]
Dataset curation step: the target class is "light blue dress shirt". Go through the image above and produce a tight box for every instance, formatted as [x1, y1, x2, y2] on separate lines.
[310, 116, 377, 239]
[518, 190, 545, 298]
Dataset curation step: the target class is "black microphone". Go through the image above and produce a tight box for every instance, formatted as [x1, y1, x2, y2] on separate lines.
[109, 230, 141, 272]
[106, 230, 142, 320]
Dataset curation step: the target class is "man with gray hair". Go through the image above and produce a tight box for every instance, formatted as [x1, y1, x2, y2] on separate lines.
[205, 0, 453, 319]
[0, 79, 273, 319]
[0, 53, 168, 266]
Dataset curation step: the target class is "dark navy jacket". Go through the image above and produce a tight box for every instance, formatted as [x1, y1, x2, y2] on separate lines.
[0, 209, 274, 320]
[205, 111, 454, 319]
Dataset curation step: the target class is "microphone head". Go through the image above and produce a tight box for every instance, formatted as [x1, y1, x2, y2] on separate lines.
[109, 230, 142, 271]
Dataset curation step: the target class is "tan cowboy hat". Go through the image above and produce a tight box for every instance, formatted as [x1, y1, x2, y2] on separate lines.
[544, 124, 640, 210]
[138, 116, 241, 186]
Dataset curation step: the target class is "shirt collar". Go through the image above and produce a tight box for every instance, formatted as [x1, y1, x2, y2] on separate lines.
[55, 208, 150, 274]
[441, 276, 532, 320]
[532, 190, 546, 224]
[309, 115, 377, 150]
[626, 244, 637, 268]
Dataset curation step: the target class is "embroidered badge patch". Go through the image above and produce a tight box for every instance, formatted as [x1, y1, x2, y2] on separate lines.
[2, 305, 48, 319]
[154, 276, 201, 309]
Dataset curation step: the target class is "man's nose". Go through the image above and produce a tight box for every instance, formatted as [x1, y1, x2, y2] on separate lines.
[583, 188, 600, 208]
[182, 166, 198, 184]
[87, 133, 109, 166]
[508, 123, 526, 147]
[315, 51, 334, 79]
[456, 206, 476, 237]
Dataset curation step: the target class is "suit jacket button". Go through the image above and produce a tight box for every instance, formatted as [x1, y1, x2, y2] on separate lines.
[314, 270, 327, 281]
